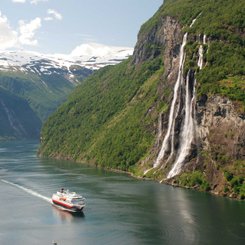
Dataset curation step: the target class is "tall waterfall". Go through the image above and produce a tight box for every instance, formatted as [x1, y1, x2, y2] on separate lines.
[167, 70, 196, 178]
[152, 20, 205, 178]
[167, 34, 205, 178]
[154, 33, 188, 168]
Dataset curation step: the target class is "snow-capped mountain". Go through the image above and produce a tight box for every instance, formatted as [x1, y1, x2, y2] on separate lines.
[0, 43, 133, 77]
[0, 43, 133, 139]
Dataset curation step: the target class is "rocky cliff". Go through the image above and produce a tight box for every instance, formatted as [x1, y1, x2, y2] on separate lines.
[194, 96, 245, 197]
[133, 0, 245, 199]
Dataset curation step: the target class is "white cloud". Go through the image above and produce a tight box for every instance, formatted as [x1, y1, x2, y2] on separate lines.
[12, 0, 26, 3]
[0, 12, 18, 50]
[30, 0, 48, 4]
[44, 9, 63, 21]
[18, 17, 42, 46]
[70, 43, 133, 58]
[12, 0, 48, 4]
[0, 11, 43, 50]
[71, 43, 113, 57]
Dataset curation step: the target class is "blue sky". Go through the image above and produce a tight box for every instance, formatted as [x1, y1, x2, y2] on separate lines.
[0, 0, 163, 54]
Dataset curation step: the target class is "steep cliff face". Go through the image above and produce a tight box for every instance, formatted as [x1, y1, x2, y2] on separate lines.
[40, 0, 245, 199]
[194, 96, 245, 197]
[139, 1, 245, 198]
[133, 16, 182, 66]
[197, 96, 245, 163]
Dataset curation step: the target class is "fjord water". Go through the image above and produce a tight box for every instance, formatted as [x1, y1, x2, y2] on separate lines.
[0, 141, 244, 245]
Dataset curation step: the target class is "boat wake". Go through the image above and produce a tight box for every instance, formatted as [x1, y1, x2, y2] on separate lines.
[1, 179, 52, 203]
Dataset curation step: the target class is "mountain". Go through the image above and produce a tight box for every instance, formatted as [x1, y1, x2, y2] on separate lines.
[0, 44, 133, 73]
[0, 87, 41, 139]
[0, 45, 133, 139]
[39, 0, 245, 199]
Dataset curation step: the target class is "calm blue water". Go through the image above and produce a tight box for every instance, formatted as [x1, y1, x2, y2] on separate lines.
[0, 140, 244, 245]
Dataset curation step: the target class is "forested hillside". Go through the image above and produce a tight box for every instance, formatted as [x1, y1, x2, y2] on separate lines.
[0, 65, 91, 139]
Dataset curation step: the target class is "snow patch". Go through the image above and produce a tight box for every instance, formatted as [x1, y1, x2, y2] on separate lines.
[0, 43, 133, 75]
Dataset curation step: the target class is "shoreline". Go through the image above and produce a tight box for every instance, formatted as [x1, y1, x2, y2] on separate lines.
[39, 152, 244, 201]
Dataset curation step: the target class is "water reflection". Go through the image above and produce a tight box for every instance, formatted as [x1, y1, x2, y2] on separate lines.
[131, 184, 199, 245]
[0, 140, 244, 245]
[52, 205, 85, 223]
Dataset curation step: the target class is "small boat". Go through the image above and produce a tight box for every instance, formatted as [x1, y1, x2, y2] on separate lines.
[52, 189, 85, 212]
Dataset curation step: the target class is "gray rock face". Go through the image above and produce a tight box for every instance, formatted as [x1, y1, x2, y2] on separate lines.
[132, 16, 182, 68]
[197, 95, 245, 161]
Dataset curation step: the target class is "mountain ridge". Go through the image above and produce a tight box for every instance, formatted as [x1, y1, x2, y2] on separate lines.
[0, 44, 133, 139]
[0, 44, 133, 74]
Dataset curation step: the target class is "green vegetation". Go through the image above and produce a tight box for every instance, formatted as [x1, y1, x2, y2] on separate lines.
[141, 0, 245, 37]
[140, 0, 245, 111]
[40, 57, 164, 170]
[177, 171, 211, 192]
[224, 171, 245, 199]
[223, 161, 245, 199]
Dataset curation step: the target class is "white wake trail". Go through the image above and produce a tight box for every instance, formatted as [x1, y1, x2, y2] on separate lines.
[1, 179, 52, 203]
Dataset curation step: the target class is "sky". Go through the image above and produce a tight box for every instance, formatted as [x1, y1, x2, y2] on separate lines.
[0, 0, 163, 54]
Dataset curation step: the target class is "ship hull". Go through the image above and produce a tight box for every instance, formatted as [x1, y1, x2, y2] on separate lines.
[52, 193, 85, 213]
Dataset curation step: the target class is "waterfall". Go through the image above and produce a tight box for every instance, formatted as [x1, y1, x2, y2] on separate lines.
[190, 18, 197, 28]
[167, 71, 195, 178]
[153, 33, 188, 168]
[157, 112, 163, 145]
[203, 34, 207, 45]
[167, 37, 205, 178]
[197, 35, 205, 70]
[148, 17, 205, 179]
[197, 45, 203, 69]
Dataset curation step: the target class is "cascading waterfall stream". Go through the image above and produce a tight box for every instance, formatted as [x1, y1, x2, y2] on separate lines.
[149, 17, 205, 179]
[198, 35, 205, 70]
[153, 33, 188, 168]
[167, 70, 195, 178]
[157, 113, 163, 145]
[167, 33, 205, 178]
[203, 34, 207, 45]
[197, 45, 204, 69]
